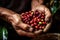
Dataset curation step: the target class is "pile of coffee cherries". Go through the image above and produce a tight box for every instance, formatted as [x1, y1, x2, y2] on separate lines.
[21, 10, 47, 31]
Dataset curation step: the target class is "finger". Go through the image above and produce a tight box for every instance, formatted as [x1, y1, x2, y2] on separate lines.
[45, 14, 51, 22]
[43, 23, 51, 32]
[17, 22, 28, 30]
[45, 12, 51, 22]
[26, 25, 34, 32]
[26, 24, 34, 32]
[45, 7, 52, 22]
[13, 24, 35, 38]
[43, 19, 52, 32]
[18, 22, 33, 32]
[28, 27, 34, 32]
[16, 29, 35, 38]
[34, 30, 42, 35]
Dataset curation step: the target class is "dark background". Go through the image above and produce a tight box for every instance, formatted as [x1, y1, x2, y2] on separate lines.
[0, 0, 60, 40]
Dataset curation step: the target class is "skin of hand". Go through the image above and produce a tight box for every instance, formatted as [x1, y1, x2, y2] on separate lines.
[31, 0, 52, 34]
[0, 5, 43, 38]
[0, 0, 52, 38]
[0, 7, 36, 38]
[0, 6, 52, 38]
[31, 5, 52, 34]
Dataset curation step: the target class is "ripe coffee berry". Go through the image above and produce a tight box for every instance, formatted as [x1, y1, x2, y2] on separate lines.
[21, 10, 47, 31]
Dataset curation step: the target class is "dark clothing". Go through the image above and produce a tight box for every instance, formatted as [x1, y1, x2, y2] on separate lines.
[0, 0, 32, 40]
[0, 0, 31, 13]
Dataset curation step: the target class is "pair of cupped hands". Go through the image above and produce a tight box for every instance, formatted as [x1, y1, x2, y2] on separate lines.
[15, 5, 52, 38]
[0, 5, 51, 38]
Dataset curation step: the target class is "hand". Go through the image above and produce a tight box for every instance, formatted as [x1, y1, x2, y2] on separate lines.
[0, 7, 35, 38]
[31, 5, 52, 34]
[11, 13, 36, 38]
[14, 11, 44, 37]
[20, 12, 43, 34]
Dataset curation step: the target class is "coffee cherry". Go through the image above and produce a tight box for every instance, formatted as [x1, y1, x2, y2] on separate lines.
[28, 18, 30, 21]
[21, 16, 24, 19]
[39, 26, 42, 29]
[41, 16, 45, 19]
[34, 17, 37, 20]
[27, 21, 29, 24]
[33, 16, 35, 18]
[27, 15, 30, 18]
[25, 12, 28, 15]
[35, 12, 39, 15]
[29, 14, 32, 17]
[41, 26, 45, 29]
[21, 10, 47, 31]
[37, 19, 40, 22]
[24, 16, 26, 18]
[34, 22, 37, 26]
[42, 13, 45, 16]
[37, 24, 40, 27]
[30, 20, 33, 24]
[33, 18, 37, 22]
[29, 11, 31, 13]
[41, 19, 44, 22]
[36, 17, 38, 19]
[23, 18, 26, 21]
[25, 20, 28, 23]
[42, 22, 46, 24]
[25, 18, 27, 20]
[38, 14, 41, 18]
[35, 26, 38, 29]
[39, 22, 42, 24]
[31, 24, 34, 26]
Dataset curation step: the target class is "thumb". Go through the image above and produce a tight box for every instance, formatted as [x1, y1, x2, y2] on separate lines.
[26, 25, 34, 32]
[45, 15, 49, 22]
[19, 22, 33, 32]
[45, 14, 52, 22]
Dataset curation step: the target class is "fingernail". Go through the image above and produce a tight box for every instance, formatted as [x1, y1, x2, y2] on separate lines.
[29, 27, 33, 32]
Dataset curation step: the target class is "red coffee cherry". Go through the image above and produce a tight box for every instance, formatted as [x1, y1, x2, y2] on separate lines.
[31, 24, 34, 27]
[41, 16, 45, 19]
[35, 26, 38, 29]
[34, 22, 37, 26]
[42, 22, 46, 24]
[30, 20, 33, 24]
[41, 26, 45, 29]
[21, 10, 46, 31]
[37, 19, 40, 22]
